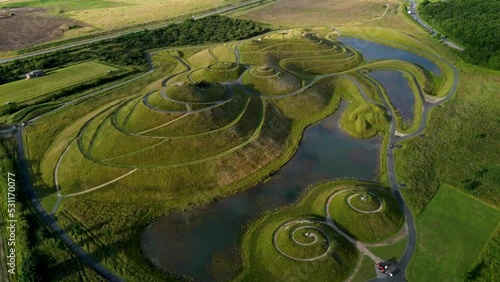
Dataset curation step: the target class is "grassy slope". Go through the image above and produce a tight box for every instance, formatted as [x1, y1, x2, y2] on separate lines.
[237, 0, 386, 27]
[396, 64, 500, 212]
[407, 185, 500, 281]
[329, 187, 404, 243]
[237, 181, 368, 282]
[0, 61, 121, 104]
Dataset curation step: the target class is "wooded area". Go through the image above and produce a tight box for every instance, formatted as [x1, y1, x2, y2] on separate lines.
[420, 0, 499, 70]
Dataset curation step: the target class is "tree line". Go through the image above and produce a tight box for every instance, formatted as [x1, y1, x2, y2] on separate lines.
[420, 0, 500, 70]
[0, 15, 269, 85]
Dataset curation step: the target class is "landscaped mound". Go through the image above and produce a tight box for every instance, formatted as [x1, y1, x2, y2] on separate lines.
[191, 62, 245, 83]
[165, 81, 229, 103]
[241, 66, 301, 96]
[341, 103, 390, 139]
[328, 186, 404, 242]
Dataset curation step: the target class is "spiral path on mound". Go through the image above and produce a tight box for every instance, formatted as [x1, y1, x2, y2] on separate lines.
[273, 188, 386, 263]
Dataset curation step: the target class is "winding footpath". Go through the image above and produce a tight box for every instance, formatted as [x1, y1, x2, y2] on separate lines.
[363, 57, 459, 280]
[14, 131, 124, 282]
[7, 29, 460, 281]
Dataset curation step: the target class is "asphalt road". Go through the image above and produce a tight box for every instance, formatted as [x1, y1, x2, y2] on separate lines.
[363, 56, 459, 281]
[408, 1, 464, 51]
[0, 0, 263, 64]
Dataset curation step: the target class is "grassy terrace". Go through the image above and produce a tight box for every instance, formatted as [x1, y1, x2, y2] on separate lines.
[0, 61, 122, 104]
[19, 24, 453, 280]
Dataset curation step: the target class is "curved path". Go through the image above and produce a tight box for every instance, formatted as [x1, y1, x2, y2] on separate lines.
[14, 131, 124, 282]
[10, 29, 459, 281]
[361, 57, 459, 280]
[272, 188, 386, 265]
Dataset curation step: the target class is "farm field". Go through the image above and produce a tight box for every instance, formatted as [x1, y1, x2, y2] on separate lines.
[0, 0, 244, 51]
[0, 61, 121, 104]
[236, 0, 387, 27]
[407, 185, 500, 281]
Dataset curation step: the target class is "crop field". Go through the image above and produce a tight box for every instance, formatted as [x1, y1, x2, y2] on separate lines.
[236, 0, 387, 27]
[0, 61, 122, 104]
[0, 0, 243, 51]
[20, 28, 443, 280]
[407, 185, 500, 281]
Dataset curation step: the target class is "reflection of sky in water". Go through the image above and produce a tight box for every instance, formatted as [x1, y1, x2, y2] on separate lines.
[143, 36, 434, 282]
[337, 37, 442, 75]
[142, 103, 381, 281]
[369, 70, 416, 122]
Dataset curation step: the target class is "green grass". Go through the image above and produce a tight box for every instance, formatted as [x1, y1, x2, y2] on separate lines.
[18, 27, 459, 281]
[241, 67, 301, 96]
[464, 226, 500, 281]
[407, 184, 500, 282]
[329, 186, 404, 243]
[369, 237, 408, 261]
[191, 62, 244, 83]
[237, 181, 371, 282]
[0, 0, 120, 11]
[337, 76, 390, 139]
[0, 61, 121, 104]
[396, 65, 500, 213]
[349, 255, 376, 282]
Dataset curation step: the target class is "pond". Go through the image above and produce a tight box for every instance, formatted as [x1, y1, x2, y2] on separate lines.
[337, 36, 442, 75]
[141, 102, 381, 281]
[141, 36, 442, 281]
[369, 70, 416, 124]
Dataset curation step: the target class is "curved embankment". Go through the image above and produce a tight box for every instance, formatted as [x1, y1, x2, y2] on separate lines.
[16, 28, 458, 281]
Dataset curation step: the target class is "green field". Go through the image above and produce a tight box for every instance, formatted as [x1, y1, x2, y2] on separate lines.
[0, 61, 121, 104]
[407, 185, 500, 281]
[17, 22, 457, 281]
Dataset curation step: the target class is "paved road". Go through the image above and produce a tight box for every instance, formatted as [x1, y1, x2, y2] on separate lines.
[14, 131, 124, 282]
[0, 0, 263, 64]
[362, 56, 459, 280]
[408, 1, 464, 51]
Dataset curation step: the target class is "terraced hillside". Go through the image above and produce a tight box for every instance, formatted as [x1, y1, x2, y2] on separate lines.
[21, 28, 439, 280]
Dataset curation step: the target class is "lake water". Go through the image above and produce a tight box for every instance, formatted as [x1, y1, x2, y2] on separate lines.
[141, 102, 381, 281]
[141, 37, 442, 281]
[369, 70, 416, 123]
[337, 37, 442, 75]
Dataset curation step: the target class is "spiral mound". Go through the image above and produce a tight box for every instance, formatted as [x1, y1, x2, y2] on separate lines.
[347, 192, 383, 214]
[250, 66, 281, 78]
[273, 220, 334, 261]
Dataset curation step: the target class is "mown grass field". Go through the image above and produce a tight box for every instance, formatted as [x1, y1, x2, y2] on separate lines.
[0, 61, 121, 104]
[407, 185, 500, 282]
